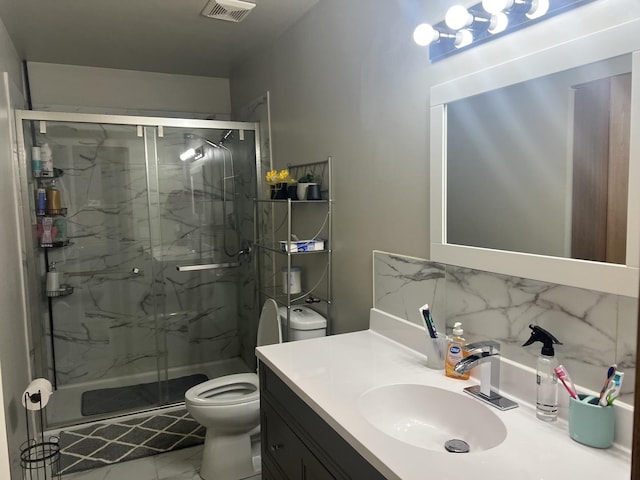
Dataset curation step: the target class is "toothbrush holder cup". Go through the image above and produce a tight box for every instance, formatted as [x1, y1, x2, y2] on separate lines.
[425, 334, 449, 370]
[568, 394, 615, 449]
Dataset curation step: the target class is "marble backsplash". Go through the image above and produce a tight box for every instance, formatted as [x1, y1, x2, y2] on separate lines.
[373, 250, 637, 404]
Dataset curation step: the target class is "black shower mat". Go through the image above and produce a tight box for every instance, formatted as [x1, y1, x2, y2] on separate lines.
[81, 374, 208, 416]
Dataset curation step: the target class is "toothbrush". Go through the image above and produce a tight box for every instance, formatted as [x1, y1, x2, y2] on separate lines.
[554, 365, 577, 399]
[598, 364, 617, 404]
[600, 371, 624, 406]
[419, 303, 444, 359]
[419, 304, 438, 339]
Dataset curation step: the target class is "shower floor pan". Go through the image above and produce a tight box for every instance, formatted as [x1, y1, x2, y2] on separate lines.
[45, 357, 251, 428]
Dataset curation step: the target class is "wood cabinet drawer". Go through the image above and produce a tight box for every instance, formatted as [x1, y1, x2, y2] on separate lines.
[262, 399, 304, 479]
[260, 362, 386, 480]
[262, 398, 336, 480]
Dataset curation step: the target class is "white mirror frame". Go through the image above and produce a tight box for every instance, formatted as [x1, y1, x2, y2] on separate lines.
[430, 19, 640, 297]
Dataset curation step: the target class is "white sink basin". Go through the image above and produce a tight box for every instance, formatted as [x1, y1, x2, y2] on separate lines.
[358, 384, 507, 453]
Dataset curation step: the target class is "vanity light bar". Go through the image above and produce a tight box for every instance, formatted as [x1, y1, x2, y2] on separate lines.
[414, 0, 599, 62]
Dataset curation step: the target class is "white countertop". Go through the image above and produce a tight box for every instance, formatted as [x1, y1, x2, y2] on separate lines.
[256, 309, 631, 480]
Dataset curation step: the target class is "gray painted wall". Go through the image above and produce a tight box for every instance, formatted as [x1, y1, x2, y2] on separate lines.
[229, 0, 640, 334]
[0, 14, 28, 478]
[27, 62, 231, 117]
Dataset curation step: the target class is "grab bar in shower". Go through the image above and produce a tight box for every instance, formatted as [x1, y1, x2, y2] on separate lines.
[176, 262, 239, 272]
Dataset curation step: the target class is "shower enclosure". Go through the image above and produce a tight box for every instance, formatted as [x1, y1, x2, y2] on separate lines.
[15, 112, 260, 428]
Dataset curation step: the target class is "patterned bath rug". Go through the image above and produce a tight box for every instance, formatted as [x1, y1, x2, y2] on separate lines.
[58, 408, 205, 475]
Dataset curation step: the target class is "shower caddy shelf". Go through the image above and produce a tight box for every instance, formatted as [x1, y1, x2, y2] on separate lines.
[35, 209, 69, 248]
[39, 241, 72, 249]
[31, 161, 74, 304]
[46, 285, 74, 298]
[33, 166, 70, 249]
[254, 157, 333, 339]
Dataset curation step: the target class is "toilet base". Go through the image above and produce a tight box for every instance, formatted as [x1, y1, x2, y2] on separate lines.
[199, 429, 261, 480]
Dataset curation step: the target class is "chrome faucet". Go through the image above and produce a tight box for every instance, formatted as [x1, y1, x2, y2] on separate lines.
[454, 340, 518, 411]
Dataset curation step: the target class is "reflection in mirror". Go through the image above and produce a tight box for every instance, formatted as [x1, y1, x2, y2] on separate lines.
[446, 54, 631, 264]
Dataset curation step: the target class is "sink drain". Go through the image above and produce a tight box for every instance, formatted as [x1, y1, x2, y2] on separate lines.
[444, 439, 470, 453]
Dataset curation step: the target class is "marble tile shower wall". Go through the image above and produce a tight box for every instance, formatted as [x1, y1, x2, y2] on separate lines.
[45, 135, 250, 387]
[226, 134, 258, 369]
[235, 95, 271, 368]
[373, 251, 637, 404]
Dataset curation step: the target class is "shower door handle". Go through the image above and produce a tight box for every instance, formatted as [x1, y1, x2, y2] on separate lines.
[66, 267, 143, 276]
[176, 262, 239, 272]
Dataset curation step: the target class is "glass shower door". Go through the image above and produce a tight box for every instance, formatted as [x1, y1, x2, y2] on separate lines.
[31, 120, 165, 425]
[149, 126, 255, 401]
[20, 114, 259, 427]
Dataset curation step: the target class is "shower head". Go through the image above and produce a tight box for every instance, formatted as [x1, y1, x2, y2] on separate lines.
[202, 139, 220, 149]
[221, 130, 233, 144]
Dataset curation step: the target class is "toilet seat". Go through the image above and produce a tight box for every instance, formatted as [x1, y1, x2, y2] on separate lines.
[185, 373, 259, 406]
[184, 299, 285, 480]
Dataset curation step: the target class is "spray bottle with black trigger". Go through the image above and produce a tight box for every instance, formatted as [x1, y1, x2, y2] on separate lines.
[523, 324, 562, 421]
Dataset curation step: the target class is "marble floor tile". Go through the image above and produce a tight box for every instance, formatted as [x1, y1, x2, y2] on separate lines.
[61, 454, 158, 480]
[154, 445, 203, 479]
[61, 445, 204, 480]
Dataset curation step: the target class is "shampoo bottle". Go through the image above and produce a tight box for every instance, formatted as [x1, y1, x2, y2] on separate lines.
[46, 179, 62, 214]
[522, 324, 562, 421]
[445, 322, 469, 379]
[32, 146, 42, 176]
[46, 262, 60, 293]
[41, 143, 53, 176]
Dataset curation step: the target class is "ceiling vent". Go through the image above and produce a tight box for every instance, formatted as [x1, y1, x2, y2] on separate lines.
[201, 0, 256, 23]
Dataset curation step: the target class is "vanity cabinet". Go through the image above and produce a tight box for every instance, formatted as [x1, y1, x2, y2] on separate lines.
[259, 362, 386, 480]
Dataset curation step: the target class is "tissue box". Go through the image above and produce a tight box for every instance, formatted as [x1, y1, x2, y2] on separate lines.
[279, 239, 325, 253]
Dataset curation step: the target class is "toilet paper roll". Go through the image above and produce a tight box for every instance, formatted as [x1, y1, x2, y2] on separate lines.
[22, 378, 53, 410]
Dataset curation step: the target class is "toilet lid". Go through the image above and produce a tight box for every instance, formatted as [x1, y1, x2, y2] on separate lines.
[257, 299, 282, 347]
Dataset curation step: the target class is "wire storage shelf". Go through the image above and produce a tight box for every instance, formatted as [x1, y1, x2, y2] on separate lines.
[255, 156, 333, 340]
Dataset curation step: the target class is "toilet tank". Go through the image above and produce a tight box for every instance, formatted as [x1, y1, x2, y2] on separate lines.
[278, 306, 327, 341]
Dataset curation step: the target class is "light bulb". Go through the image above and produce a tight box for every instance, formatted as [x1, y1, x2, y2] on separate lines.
[445, 5, 474, 30]
[482, 0, 514, 14]
[180, 148, 196, 161]
[488, 12, 509, 34]
[454, 29, 474, 48]
[526, 0, 549, 19]
[413, 23, 439, 46]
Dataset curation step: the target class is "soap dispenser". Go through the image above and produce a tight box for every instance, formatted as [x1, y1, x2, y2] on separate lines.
[522, 324, 562, 422]
[445, 322, 469, 379]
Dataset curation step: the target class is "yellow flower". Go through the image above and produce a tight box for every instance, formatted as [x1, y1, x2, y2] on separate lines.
[266, 169, 291, 184]
[277, 169, 289, 181]
[265, 170, 278, 183]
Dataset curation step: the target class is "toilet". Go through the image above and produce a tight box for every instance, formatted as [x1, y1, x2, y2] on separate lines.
[185, 300, 327, 480]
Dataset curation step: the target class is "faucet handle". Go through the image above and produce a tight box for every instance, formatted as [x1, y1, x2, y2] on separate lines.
[465, 340, 500, 355]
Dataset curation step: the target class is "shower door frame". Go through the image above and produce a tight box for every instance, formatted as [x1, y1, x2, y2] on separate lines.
[15, 110, 262, 425]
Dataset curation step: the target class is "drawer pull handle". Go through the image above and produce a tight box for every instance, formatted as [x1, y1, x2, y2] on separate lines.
[270, 444, 283, 452]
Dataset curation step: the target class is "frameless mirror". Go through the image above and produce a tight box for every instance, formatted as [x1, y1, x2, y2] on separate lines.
[430, 25, 640, 296]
